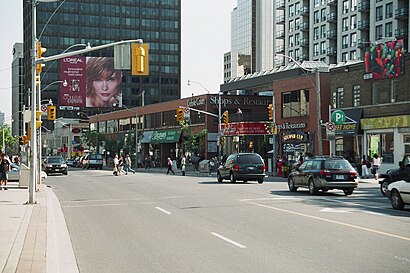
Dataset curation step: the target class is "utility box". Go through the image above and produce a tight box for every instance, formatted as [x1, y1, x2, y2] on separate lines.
[19, 164, 30, 188]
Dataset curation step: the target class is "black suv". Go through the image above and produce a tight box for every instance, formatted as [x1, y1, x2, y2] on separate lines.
[288, 156, 358, 195]
[217, 153, 266, 184]
[43, 156, 68, 175]
[379, 154, 410, 196]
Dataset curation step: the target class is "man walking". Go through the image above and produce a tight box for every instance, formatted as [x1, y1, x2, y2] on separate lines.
[0, 153, 11, 190]
[166, 157, 175, 175]
[181, 155, 186, 176]
[124, 154, 135, 175]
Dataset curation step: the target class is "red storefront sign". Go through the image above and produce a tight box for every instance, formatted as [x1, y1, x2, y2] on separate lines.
[221, 122, 272, 136]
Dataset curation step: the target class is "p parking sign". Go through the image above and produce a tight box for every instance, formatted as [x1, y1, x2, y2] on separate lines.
[331, 110, 346, 125]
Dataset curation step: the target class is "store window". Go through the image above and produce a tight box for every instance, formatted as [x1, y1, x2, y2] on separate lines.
[98, 121, 106, 134]
[368, 133, 394, 163]
[405, 135, 410, 154]
[107, 120, 118, 133]
[282, 89, 310, 118]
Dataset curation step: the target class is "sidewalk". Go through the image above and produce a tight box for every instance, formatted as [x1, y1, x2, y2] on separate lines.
[0, 183, 78, 273]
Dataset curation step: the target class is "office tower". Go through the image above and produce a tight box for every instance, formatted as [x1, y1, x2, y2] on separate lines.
[11, 43, 24, 137]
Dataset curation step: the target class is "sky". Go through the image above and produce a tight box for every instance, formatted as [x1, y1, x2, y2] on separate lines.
[0, 0, 236, 121]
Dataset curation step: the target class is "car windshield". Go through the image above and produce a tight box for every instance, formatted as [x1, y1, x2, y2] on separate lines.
[48, 157, 65, 163]
[324, 159, 353, 170]
[90, 154, 103, 160]
[237, 154, 262, 164]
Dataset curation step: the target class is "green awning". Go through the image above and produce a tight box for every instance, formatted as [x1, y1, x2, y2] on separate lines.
[151, 129, 181, 144]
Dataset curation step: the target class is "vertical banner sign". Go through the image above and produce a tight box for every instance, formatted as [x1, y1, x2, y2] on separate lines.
[60, 57, 87, 107]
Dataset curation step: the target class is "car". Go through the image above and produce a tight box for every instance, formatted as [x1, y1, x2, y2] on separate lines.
[43, 156, 68, 175]
[288, 156, 358, 195]
[387, 179, 410, 210]
[83, 154, 104, 170]
[379, 154, 410, 196]
[217, 153, 266, 184]
[8, 163, 20, 182]
[66, 158, 76, 167]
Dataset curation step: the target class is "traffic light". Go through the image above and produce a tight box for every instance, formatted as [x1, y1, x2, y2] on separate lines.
[219, 137, 225, 146]
[176, 107, 184, 122]
[47, 105, 56, 120]
[21, 136, 29, 145]
[36, 111, 42, 129]
[268, 104, 273, 120]
[36, 41, 46, 74]
[131, 43, 149, 76]
[35, 76, 41, 86]
[222, 110, 229, 125]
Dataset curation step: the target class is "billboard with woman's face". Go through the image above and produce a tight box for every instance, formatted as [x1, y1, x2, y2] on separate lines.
[60, 57, 122, 108]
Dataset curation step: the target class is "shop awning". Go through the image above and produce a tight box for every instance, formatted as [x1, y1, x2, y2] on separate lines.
[140, 131, 154, 144]
[151, 129, 181, 144]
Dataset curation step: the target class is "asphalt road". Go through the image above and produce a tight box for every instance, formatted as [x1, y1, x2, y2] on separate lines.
[45, 168, 410, 273]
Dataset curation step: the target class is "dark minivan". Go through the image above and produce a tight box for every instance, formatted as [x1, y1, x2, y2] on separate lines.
[217, 153, 266, 184]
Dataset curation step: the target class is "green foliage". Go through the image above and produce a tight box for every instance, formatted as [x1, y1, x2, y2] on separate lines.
[181, 121, 207, 155]
[0, 125, 17, 153]
[81, 130, 105, 150]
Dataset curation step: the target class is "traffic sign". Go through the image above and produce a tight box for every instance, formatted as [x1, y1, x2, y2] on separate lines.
[331, 110, 346, 125]
[326, 122, 335, 132]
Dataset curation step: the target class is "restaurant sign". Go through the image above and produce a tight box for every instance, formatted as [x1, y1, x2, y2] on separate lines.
[221, 122, 271, 136]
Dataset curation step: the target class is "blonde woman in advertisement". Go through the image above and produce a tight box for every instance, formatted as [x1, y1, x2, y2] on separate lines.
[86, 57, 122, 107]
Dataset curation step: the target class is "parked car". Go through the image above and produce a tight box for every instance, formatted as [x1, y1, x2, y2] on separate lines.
[387, 179, 410, 210]
[43, 156, 68, 175]
[83, 154, 104, 170]
[217, 153, 266, 184]
[288, 156, 358, 195]
[66, 158, 76, 167]
[379, 154, 410, 196]
[8, 163, 20, 182]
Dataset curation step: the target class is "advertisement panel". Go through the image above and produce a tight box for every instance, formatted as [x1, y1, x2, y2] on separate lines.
[363, 39, 405, 80]
[221, 122, 271, 136]
[60, 57, 122, 108]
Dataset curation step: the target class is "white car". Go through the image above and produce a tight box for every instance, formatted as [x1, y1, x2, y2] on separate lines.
[387, 180, 410, 210]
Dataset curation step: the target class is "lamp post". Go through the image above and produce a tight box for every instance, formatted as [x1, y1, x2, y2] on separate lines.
[275, 54, 328, 156]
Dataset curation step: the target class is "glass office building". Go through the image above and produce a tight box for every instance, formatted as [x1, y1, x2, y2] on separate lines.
[22, 0, 181, 121]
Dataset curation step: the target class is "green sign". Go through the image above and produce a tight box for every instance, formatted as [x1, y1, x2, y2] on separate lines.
[331, 110, 346, 125]
[151, 129, 181, 144]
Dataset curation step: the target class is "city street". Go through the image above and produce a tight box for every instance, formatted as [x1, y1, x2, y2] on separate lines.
[45, 168, 410, 273]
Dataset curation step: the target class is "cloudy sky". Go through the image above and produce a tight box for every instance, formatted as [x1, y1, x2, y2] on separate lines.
[0, 0, 236, 120]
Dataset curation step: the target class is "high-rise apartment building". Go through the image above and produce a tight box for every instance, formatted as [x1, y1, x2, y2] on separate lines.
[11, 43, 24, 137]
[22, 0, 181, 122]
[275, 0, 409, 66]
[227, 0, 275, 80]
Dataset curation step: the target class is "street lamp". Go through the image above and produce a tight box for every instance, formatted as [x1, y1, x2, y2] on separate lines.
[275, 53, 329, 156]
[187, 80, 211, 94]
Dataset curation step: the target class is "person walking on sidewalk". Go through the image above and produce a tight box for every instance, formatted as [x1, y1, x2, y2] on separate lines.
[372, 153, 382, 180]
[166, 157, 175, 175]
[124, 154, 135, 175]
[361, 155, 370, 178]
[0, 153, 11, 190]
[181, 155, 186, 176]
[113, 155, 119, 176]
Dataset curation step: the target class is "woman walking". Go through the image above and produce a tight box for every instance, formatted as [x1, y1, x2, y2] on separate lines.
[372, 153, 382, 180]
[361, 155, 370, 178]
[166, 157, 175, 175]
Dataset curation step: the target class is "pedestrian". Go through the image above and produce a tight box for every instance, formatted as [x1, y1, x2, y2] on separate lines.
[123, 154, 135, 175]
[208, 156, 216, 175]
[372, 153, 382, 180]
[0, 153, 11, 190]
[113, 155, 119, 176]
[166, 157, 175, 175]
[118, 155, 125, 175]
[181, 155, 186, 176]
[361, 155, 370, 178]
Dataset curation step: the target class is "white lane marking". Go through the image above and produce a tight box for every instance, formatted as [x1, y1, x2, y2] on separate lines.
[62, 197, 150, 204]
[155, 207, 171, 215]
[211, 232, 247, 249]
[158, 196, 185, 199]
[63, 203, 128, 208]
[363, 211, 386, 216]
[320, 208, 355, 213]
[239, 197, 299, 202]
[248, 201, 410, 242]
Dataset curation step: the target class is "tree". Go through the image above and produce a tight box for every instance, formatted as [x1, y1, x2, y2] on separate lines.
[80, 130, 105, 151]
[180, 121, 207, 155]
[0, 125, 17, 154]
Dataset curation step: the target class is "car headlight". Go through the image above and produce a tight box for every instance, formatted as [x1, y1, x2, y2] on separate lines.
[47, 164, 53, 168]
[61, 164, 67, 167]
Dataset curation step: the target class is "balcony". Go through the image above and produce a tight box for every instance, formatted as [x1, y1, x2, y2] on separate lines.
[327, 0, 337, 6]
[276, 30, 285, 39]
[326, 47, 337, 56]
[326, 13, 337, 22]
[358, 20, 370, 30]
[276, 45, 285, 53]
[327, 29, 337, 39]
[276, 0, 285, 9]
[276, 15, 285, 24]
[299, 22, 309, 31]
[358, 1, 370, 12]
[299, 38, 309, 46]
[358, 38, 371, 48]
[395, 28, 409, 38]
[300, 6, 309, 15]
[395, 8, 409, 19]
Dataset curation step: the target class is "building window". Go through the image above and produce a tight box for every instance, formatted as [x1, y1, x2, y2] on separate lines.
[385, 3, 393, 19]
[353, 85, 360, 106]
[314, 43, 319, 56]
[320, 41, 326, 55]
[314, 27, 319, 39]
[289, 4, 294, 17]
[282, 90, 310, 118]
[289, 20, 294, 32]
[289, 35, 294, 47]
[342, 35, 348, 49]
[368, 133, 394, 163]
[342, 18, 348, 31]
[372, 82, 381, 104]
[314, 10, 319, 23]
[351, 0, 357, 11]
[375, 25, 383, 40]
[405, 135, 410, 154]
[342, 52, 349, 61]
[376, 6, 383, 21]
[343, 0, 349, 14]
[295, 33, 300, 45]
[350, 15, 356, 29]
[350, 50, 357, 60]
[320, 25, 326, 38]
[390, 79, 398, 103]
[385, 22, 393, 38]
[350, 33, 357, 47]
[332, 88, 344, 108]
[314, 0, 319, 8]
[321, 8, 326, 21]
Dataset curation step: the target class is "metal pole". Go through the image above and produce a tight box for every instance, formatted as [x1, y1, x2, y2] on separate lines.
[2, 126, 4, 153]
[29, 0, 37, 204]
[272, 94, 277, 176]
[218, 92, 222, 161]
[316, 68, 323, 156]
[37, 79, 41, 187]
[135, 91, 145, 169]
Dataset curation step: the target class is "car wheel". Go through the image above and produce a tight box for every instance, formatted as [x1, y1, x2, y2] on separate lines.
[64, 171, 68, 175]
[288, 177, 298, 192]
[217, 172, 223, 182]
[343, 188, 354, 196]
[87, 166, 90, 169]
[321, 189, 329, 193]
[380, 180, 389, 196]
[257, 179, 263, 184]
[99, 166, 103, 170]
[308, 179, 318, 195]
[390, 189, 405, 210]
[230, 172, 236, 183]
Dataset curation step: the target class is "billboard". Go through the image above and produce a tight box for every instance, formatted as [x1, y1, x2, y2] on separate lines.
[364, 39, 405, 80]
[60, 57, 122, 108]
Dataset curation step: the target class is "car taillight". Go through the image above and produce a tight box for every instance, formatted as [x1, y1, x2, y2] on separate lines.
[350, 171, 357, 177]
[233, 165, 239, 171]
[88, 159, 90, 163]
[319, 170, 331, 177]
[262, 165, 266, 172]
